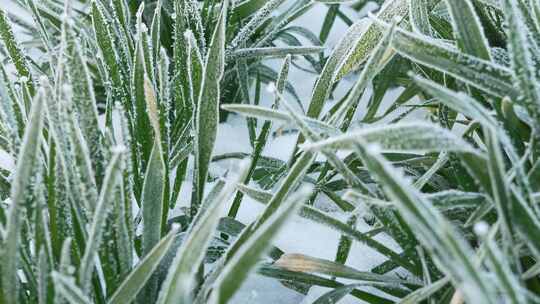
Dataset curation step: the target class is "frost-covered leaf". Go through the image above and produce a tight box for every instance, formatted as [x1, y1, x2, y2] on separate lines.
[79, 147, 125, 289]
[305, 19, 368, 120]
[222, 104, 339, 135]
[302, 122, 479, 155]
[1, 88, 45, 303]
[108, 227, 179, 304]
[228, 0, 287, 51]
[384, 22, 516, 98]
[209, 186, 312, 304]
[0, 9, 33, 92]
[229, 46, 325, 60]
[445, 0, 491, 60]
[409, 0, 433, 36]
[335, 0, 408, 79]
[91, 1, 127, 102]
[157, 161, 249, 304]
[141, 142, 165, 253]
[275, 253, 421, 286]
[193, 0, 228, 214]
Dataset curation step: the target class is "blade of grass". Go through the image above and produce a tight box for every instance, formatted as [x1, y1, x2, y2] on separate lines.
[193, 0, 229, 217]
[209, 186, 313, 304]
[108, 227, 179, 304]
[1, 88, 44, 303]
[157, 160, 250, 304]
[52, 272, 92, 304]
[301, 122, 479, 155]
[79, 147, 125, 290]
[0, 8, 34, 94]
[350, 140, 495, 303]
[445, 0, 491, 60]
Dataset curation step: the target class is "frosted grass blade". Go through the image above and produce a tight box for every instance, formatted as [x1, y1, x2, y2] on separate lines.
[0, 9, 33, 93]
[351, 140, 494, 303]
[384, 22, 516, 98]
[222, 104, 339, 135]
[306, 19, 368, 120]
[445, 0, 491, 60]
[302, 122, 479, 155]
[409, 0, 432, 36]
[229, 46, 325, 60]
[193, 0, 228, 216]
[335, 0, 408, 79]
[157, 160, 249, 304]
[108, 227, 179, 304]
[1, 88, 44, 303]
[501, 0, 540, 136]
[79, 147, 125, 290]
[209, 186, 312, 304]
[228, 0, 287, 51]
[52, 272, 92, 304]
[141, 142, 165, 254]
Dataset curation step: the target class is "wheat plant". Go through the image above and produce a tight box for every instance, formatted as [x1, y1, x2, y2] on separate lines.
[1, 0, 540, 303]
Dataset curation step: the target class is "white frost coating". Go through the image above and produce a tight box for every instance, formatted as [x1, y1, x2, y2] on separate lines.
[0, 150, 14, 171]
[183, 29, 193, 40]
[111, 145, 127, 154]
[366, 142, 382, 154]
[473, 221, 489, 237]
[266, 82, 276, 93]
[139, 23, 148, 33]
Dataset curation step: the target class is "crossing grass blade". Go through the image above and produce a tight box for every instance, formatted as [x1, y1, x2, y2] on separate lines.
[209, 186, 312, 304]
[222, 104, 339, 135]
[108, 227, 179, 304]
[157, 160, 249, 304]
[379, 20, 516, 98]
[350, 140, 495, 304]
[301, 122, 479, 155]
[52, 272, 93, 304]
[79, 147, 125, 290]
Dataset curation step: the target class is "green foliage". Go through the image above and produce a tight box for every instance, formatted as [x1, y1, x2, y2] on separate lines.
[2, 0, 540, 303]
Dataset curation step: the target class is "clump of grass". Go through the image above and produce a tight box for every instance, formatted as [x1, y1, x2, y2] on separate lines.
[2, 0, 540, 303]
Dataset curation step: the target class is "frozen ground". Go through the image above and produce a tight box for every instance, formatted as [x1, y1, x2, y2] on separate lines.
[2, 1, 420, 303]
